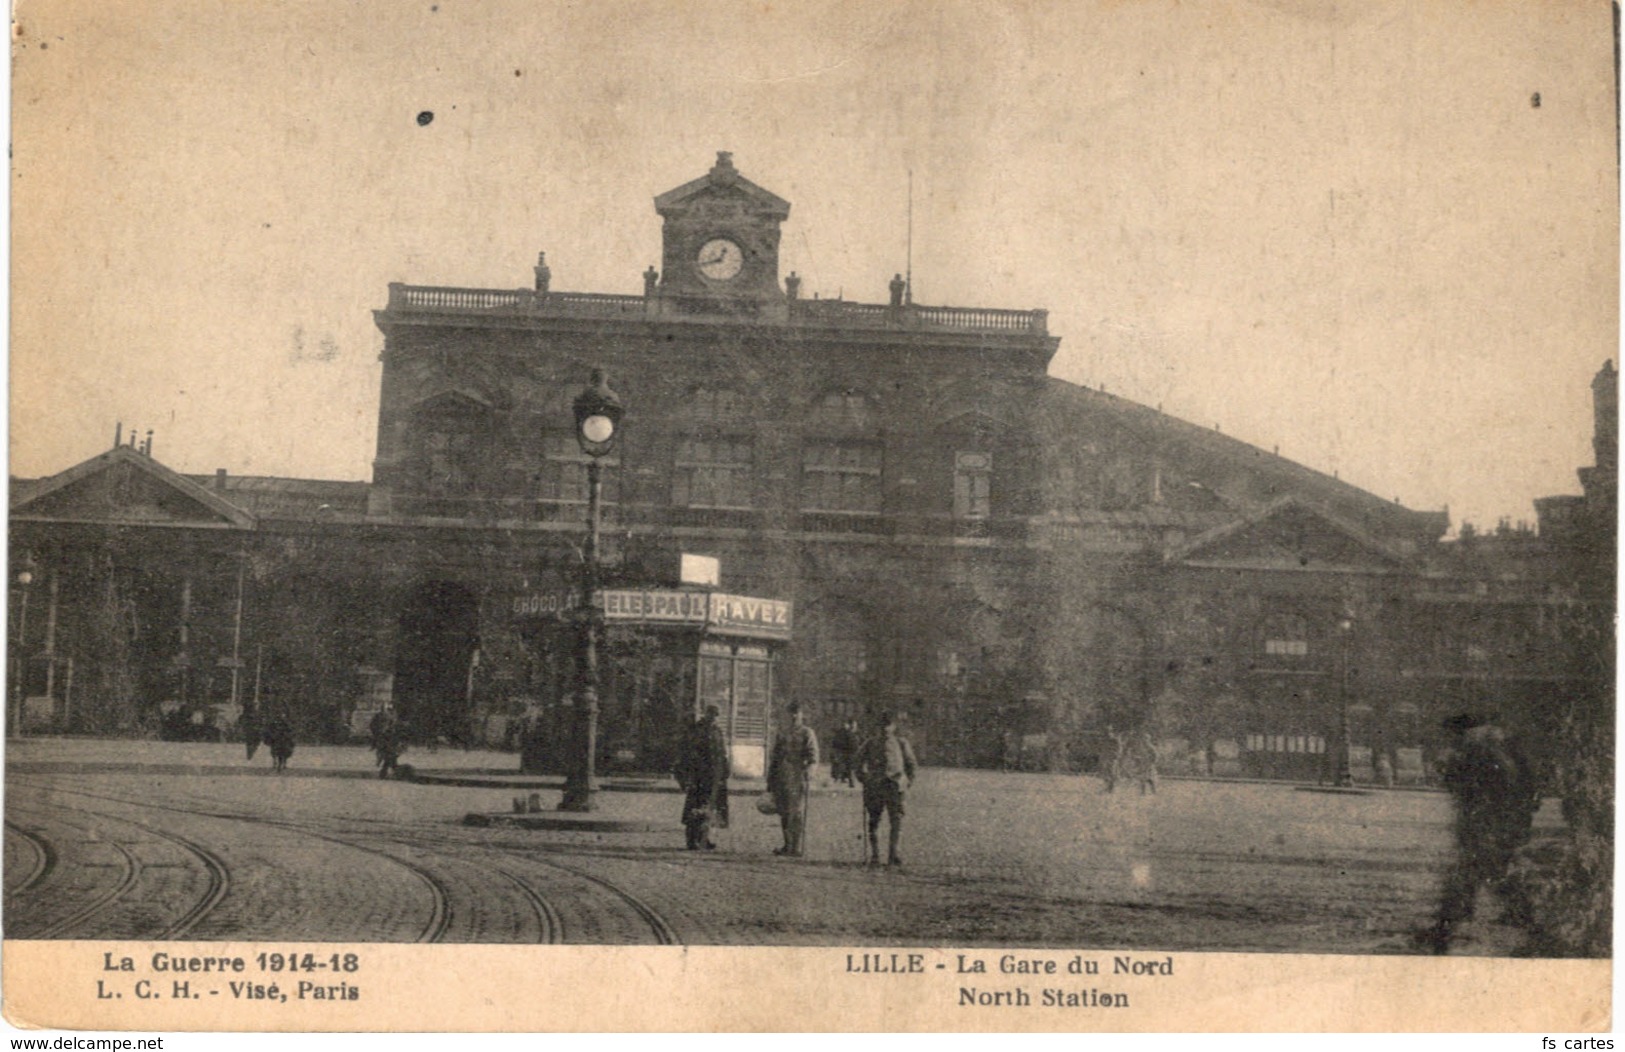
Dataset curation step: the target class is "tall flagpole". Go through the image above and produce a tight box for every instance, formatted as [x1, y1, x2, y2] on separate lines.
[905, 168, 914, 305]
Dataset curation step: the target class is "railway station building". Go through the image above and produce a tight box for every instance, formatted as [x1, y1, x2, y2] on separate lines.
[9, 153, 1612, 783]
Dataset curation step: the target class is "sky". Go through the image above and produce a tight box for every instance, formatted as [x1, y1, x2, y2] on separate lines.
[10, 0, 1619, 532]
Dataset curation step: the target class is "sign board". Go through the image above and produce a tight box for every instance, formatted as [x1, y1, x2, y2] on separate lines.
[680, 553, 721, 587]
[600, 589, 709, 625]
[707, 593, 793, 640]
[512, 587, 792, 641]
[511, 590, 582, 619]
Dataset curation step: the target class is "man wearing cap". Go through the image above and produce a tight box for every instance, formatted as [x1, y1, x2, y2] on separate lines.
[1419, 712, 1540, 953]
[768, 701, 819, 857]
[857, 710, 918, 866]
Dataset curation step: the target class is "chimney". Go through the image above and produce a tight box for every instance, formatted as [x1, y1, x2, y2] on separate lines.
[114, 422, 123, 449]
[144, 430, 154, 456]
[215, 468, 228, 492]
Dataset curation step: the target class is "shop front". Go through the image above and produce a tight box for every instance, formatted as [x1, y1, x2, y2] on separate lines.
[510, 587, 791, 777]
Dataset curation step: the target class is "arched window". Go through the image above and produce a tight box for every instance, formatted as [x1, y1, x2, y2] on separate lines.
[953, 451, 992, 519]
[803, 605, 870, 698]
[409, 392, 492, 498]
[801, 441, 882, 513]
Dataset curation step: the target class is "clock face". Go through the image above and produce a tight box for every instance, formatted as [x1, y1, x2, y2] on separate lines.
[696, 238, 744, 282]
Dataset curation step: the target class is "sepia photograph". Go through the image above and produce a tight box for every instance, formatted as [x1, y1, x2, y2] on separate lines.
[3, 0, 1616, 1034]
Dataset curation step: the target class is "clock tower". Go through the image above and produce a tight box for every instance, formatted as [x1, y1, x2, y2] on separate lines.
[653, 152, 790, 307]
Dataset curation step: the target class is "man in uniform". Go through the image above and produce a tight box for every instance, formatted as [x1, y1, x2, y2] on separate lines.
[370, 702, 405, 779]
[1419, 712, 1541, 953]
[830, 716, 859, 787]
[768, 701, 819, 857]
[673, 705, 731, 850]
[857, 710, 918, 866]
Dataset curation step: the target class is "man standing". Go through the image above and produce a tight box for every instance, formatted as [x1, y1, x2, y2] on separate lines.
[1420, 712, 1541, 954]
[263, 709, 296, 773]
[857, 711, 918, 867]
[370, 702, 404, 780]
[768, 701, 819, 857]
[673, 705, 731, 850]
[830, 716, 859, 787]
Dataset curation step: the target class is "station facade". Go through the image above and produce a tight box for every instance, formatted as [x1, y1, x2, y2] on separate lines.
[9, 154, 1613, 783]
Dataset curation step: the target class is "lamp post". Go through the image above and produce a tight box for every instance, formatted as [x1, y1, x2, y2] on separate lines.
[11, 555, 35, 738]
[560, 369, 623, 812]
[1334, 609, 1356, 787]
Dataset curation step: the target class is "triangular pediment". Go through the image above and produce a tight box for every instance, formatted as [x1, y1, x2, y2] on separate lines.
[12, 447, 255, 529]
[411, 388, 493, 414]
[934, 409, 1015, 437]
[654, 152, 791, 219]
[1167, 498, 1409, 572]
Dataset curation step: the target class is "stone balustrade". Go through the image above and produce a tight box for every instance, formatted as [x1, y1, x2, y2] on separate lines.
[385, 283, 1048, 335]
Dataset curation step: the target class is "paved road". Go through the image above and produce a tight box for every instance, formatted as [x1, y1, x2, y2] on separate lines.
[4, 738, 1561, 954]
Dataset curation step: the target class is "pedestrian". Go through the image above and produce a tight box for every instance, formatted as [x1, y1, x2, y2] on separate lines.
[672, 705, 731, 850]
[767, 701, 819, 857]
[1124, 729, 1158, 795]
[1101, 728, 1125, 793]
[518, 706, 547, 774]
[370, 702, 405, 780]
[856, 710, 917, 866]
[263, 709, 296, 773]
[1418, 712, 1541, 954]
[830, 716, 859, 787]
[243, 705, 261, 762]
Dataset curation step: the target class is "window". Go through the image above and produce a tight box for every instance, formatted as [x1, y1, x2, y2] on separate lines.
[954, 451, 992, 519]
[673, 437, 753, 509]
[810, 391, 874, 430]
[802, 441, 881, 513]
[1260, 613, 1309, 658]
[692, 388, 744, 421]
[537, 431, 619, 504]
[423, 430, 474, 495]
[1245, 733, 1326, 754]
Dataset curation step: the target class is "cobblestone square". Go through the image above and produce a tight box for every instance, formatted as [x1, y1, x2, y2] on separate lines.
[5, 738, 1561, 954]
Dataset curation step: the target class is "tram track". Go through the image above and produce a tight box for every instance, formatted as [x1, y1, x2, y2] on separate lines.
[4, 817, 57, 896]
[6, 800, 143, 939]
[108, 781, 676, 944]
[8, 796, 232, 938]
[3, 779, 686, 944]
[524, 853, 678, 945]
[9, 779, 453, 943]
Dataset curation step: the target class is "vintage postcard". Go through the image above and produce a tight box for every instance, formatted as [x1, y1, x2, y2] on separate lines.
[4, 0, 1615, 1035]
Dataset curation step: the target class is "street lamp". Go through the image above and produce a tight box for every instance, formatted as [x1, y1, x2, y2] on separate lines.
[1334, 609, 1356, 787]
[560, 369, 623, 812]
[11, 554, 35, 738]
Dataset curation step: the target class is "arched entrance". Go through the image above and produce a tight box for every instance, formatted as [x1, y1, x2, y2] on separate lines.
[1089, 608, 1150, 725]
[394, 581, 479, 745]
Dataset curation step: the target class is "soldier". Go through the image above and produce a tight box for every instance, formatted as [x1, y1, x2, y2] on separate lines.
[830, 716, 859, 787]
[263, 709, 296, 773]
[1101, 728, 1125, 793]
[673, 705, 731, 850]
[370, 702, 405, 779]
[1125, 729, 1159, 795]
[1418, 712, 1541, 954]
[856, 710, 917, 866]
[767, 701, 819, 857]
[242, 704, 262, 762]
